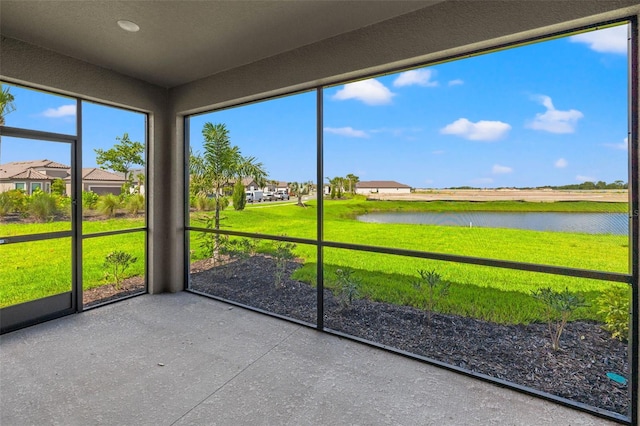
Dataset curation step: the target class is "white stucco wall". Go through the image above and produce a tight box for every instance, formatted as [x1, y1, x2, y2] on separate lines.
[356, 187, 411, 195]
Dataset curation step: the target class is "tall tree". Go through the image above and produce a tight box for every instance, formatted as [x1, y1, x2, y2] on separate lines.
[94, 133, 145, 185]
[327, 176, 345, 199]
[345, 173, 360, 194]
[232, 180, 247, 211]
[190, 122, 266, 260]
[0, 84, 16, 126]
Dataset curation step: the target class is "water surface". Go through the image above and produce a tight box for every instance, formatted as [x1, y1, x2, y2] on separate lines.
[356, 211, 628, 235]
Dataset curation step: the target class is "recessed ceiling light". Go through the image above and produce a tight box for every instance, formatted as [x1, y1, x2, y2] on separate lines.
[117, 20, 140, 32]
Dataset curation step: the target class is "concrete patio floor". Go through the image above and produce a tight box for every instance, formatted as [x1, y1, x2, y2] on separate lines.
[1, 292, 617, 426]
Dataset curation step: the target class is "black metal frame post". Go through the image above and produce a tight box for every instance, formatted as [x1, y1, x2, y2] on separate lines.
[628, 16, 639, 426]
[316, 88, 324, 330]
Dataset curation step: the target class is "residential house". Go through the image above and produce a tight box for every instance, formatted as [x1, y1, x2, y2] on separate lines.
[355, 180, 412, 195]
[0, 159, 70, 194]
[0, 159, 127, 195]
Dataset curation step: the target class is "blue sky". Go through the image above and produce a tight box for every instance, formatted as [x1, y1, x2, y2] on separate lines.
[1, 90, 146, 169]
[2, 24, 630, 188]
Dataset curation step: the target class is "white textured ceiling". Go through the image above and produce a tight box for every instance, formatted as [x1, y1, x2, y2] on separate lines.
[0, 1, 440, 88]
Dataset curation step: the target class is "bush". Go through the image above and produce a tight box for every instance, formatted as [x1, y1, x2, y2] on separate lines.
[193, 194, 222, 211]
[532, 287, 587, 351]
[82, 191, 99, 210]
[232, 181, 247, 211]
[103, 251, 137, 290]
[334, 268, 360, 309]
[28, 191, 58, 222]
[125, 194, 145, 214]
[597, 286, 630, 342]
[53, 194, 72, 217]
[0, 192, 13, 217]
[412, 269, 450, 323]
[51, 178, 67, 196]
[216, 196, 229, 211]
[272, 239, 296, 288]
[2, 189, 27, 213]
[97, 193, 120, 217]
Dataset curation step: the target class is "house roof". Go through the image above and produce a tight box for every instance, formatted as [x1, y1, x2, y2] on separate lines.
[82, 168, 126, 182]
[356, 180, 411, 189]
[0, 160, 125, 182]
[0, 159, 70, 180]
[4, 168, 53, 181]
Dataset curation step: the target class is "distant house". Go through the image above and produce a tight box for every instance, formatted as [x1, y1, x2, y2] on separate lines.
[262, 180, 288, 193]
[80, 168, 128, 195]
[355, 180, 411, 195]
[0, 159, 127, 195]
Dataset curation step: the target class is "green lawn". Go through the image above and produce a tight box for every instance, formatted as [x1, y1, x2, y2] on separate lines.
[1, 198, 630, 325]
[0, 219, 146, 307]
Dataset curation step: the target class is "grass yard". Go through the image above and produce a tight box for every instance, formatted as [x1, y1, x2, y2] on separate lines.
[0, 219, 145, 307]
[1, 198, 630, 324]
[190, 198, 630, 324]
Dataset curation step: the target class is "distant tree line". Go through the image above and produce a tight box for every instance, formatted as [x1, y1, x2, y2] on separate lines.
[446, 180, 628, 190]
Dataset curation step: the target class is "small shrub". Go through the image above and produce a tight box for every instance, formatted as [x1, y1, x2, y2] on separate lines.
[125, 194, 145, 214]
[3, 189, 27, 213]
[532, 287, 587, 351]
[272, 240, 296, 288]
[232, 181, 247, 211]
[194, 194, 212, 211]
[0, 192, 13, 217]
[103, 251, 138, 290]
[221, 238, 258, 261]
[51, 178, 67, 196]
[334, 268, 360, 309]
[28, 191, 58, 222]
[597, 286, 630, 342]
[216, 196, 230, 211]
[82, 190, 99, 210]
[413, 269, 450, 323]
[97, 193, 120, 217]
[52, 194, 72, 217]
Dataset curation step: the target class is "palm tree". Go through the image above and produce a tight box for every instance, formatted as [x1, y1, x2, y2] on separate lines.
[190, 122, 266, 260]
[346, 173, 359, 194]
[290, 181, 311, 206]
[0, 84, 16, 126]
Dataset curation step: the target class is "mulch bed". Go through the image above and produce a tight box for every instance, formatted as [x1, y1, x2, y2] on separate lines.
[189, 255, 629, 416]
[83, 276, 146, 308]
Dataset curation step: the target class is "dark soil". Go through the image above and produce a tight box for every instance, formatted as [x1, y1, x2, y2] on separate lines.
[83, 276, 146, 308]
[189, 255, 630, 417]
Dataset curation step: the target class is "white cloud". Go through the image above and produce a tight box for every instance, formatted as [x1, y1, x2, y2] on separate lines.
[393, 69, 438, 87]
[526, 95, 583, 134]
[448, 79, 464, 86]
[555, 158, 568, 168]
[324, 126, 369, 138]
[569, 25, 627, 55]
[332, 79, 394, 105]
[42, 104, 76, 118]
[492, 164, 513, 174]
[604, 137, 628, 150]
[576, 175, 596, 182]
[440, 118, 511, 141]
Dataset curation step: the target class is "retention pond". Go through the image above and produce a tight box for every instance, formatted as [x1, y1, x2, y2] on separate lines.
[356, 211, 628, 235]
